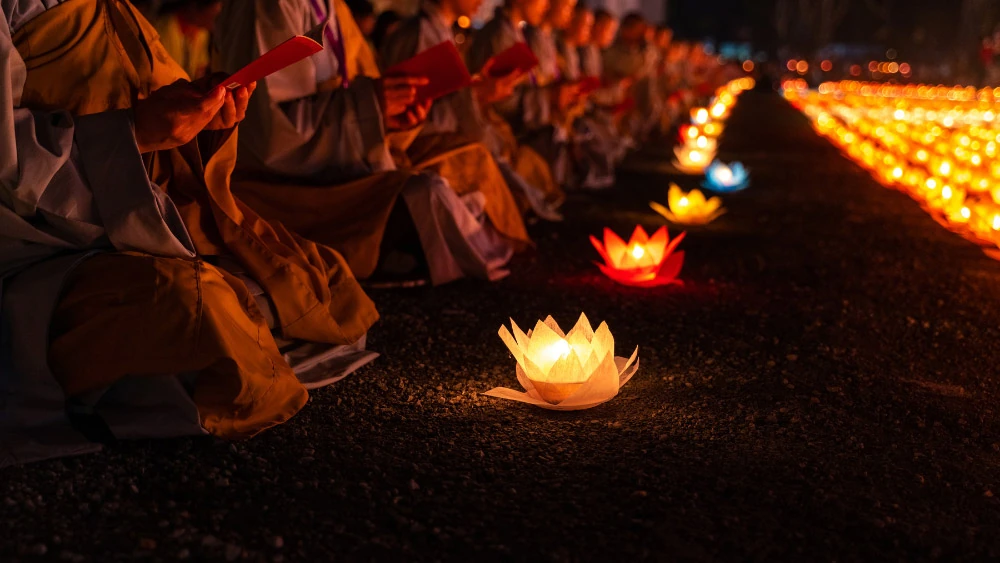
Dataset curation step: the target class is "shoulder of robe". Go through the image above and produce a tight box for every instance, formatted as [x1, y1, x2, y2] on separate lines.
[252, 0, 309, 45]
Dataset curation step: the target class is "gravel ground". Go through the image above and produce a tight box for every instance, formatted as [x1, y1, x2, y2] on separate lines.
[2, 93, 1000, 562]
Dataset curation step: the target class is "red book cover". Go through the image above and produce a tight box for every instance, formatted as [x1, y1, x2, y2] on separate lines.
[225, 21, 327, 89]
[576, 76, 603, 96]
[384, 41, 472, 102]
[487, 42, 539, 77]
[611, 97, 636, 116]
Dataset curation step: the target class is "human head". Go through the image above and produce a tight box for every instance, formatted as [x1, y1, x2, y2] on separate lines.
[510, 0, 551, 27]
[372, 10, 403, 50]
[654, 25, 673, 49]
[546, 0, 577, 31]
[591, 9, 617, 48]
[618, 12, 647, 45]
[347, 0, 376, 37]
[566, 5, 594, 45]
[161, 0, 222, 31]
[440, 0, 486, 19]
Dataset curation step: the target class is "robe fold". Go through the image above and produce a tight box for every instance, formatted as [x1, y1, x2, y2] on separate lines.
[215, 0, 526, 285]
[0, 3, 319, 466]
[379, 3, 562, 220]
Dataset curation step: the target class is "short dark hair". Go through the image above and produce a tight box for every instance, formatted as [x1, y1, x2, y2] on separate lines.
[593, 8, 613, 23]
[621, 12, 645, 29]
[372, 10, 403, 49]
[347, 0, 375, 18]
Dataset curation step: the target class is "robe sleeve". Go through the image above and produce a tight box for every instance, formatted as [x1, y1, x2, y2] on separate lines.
[214, 0, 393, 180]
[0, 14, 194, 265]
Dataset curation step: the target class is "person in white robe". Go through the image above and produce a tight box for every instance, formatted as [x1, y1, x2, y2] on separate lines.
[466, 0, 577, 188]
[534, 0, 616, 189]
[1, 0, 374, 466]
[602, 11, 663, 142]
[214, 0, 519, 286]
[379, 0, 563, 220]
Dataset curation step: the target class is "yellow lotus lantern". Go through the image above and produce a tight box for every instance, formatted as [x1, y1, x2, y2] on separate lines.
[691, 107, 710, 125]
[484, 314, 639, 411]
[687, 134, 718, 153]
[673, 145, 714, 173]
[649, 184, 726, 225]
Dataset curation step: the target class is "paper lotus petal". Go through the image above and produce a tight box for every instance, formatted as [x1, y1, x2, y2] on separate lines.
[702, 160, 750, 192]
[673, 146, 715, 174]
[486, 314, 639, 411]
[590, 225, 685, 287]
[650, 184, 726, 226]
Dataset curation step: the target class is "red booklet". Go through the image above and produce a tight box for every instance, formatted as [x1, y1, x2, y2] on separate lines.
[225, 21, 327, 89]
[610, 97, 636, 116]
[576, 76, 603, 96]
[384, 41, 472, 102]
[487, 42, 539, 77]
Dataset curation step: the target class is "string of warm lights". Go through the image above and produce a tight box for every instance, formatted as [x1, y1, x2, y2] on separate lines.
[784, 79, 1000, 247]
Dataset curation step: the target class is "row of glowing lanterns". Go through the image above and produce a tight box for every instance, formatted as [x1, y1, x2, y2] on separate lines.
[785, 60, 912, 77]
[485, 78, 755, 411]
[784, 79, 1000, 253]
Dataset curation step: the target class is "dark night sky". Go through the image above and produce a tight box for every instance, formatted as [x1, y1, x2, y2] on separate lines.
[667, 0, 964, 59]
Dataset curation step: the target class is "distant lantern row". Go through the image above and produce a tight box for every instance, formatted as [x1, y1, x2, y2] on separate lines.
[785, 59, 911, 78]
[784, 79, 1000, 252]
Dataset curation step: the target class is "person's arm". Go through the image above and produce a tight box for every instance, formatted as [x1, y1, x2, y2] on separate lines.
[1, 18, 195, 258]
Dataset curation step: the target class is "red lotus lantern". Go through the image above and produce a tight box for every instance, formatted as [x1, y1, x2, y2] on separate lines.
[590, 226, 686, 288]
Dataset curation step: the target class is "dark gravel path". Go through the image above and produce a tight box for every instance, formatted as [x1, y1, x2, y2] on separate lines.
[3, 93, 1000, 562]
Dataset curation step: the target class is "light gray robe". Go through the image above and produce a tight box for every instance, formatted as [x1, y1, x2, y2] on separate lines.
[215, 0, 515, 284]
[379, 3, 560, 220]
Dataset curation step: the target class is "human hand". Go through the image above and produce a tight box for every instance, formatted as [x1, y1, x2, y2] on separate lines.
[132, 79, 226, 153]
[378, 76, 430, 117]
[385, 98, 432, 131]
[473, 59, 526, 104]
[193, 73, 258, 131]
[555, 82, 582, 111]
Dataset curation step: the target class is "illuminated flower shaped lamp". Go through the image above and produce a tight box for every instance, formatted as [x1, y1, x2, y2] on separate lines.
[684, 134, 718, 154]
[703, 160, 750, 193]
[690, 107, 710, 125]
[484, 314, 639, 411]
[649, 184, 726, 226]
[590, 225, 685, 288]
[673, 145, 714, 173]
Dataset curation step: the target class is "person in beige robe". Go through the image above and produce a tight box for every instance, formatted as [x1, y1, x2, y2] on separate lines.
[215, 0, 529, 285]
[466, 0, 578, 191]
[379, 0, 563, 220]
[602, 12, 663, 142]
[1, 0, 377, 465]
[531, 0, 617, 189]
